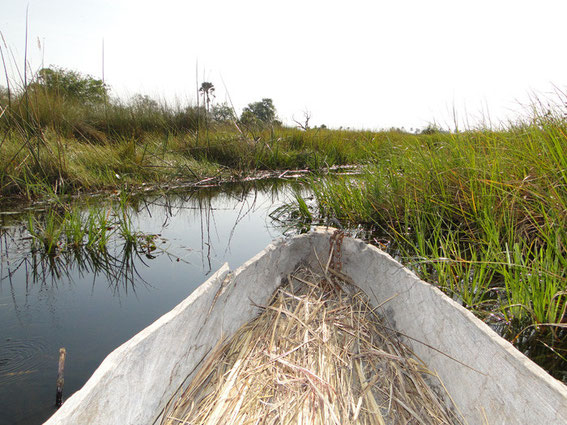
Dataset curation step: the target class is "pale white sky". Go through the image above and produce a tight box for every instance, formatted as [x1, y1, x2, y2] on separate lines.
[2, 0, 567, 130]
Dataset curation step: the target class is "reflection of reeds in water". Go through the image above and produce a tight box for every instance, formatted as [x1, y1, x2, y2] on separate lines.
[129, 180, 302, 274]
[4, 237, 151, 295]
[26, 204, 113, 257]
[1, 198, 159, 295]
[162, 266, 464, 425]
[2, 180, 298, 293]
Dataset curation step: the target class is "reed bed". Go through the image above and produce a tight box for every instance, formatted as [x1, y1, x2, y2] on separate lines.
[289, 105, 567, 380]
[161, 266, 463, 425]
[1, 75, 381, 199]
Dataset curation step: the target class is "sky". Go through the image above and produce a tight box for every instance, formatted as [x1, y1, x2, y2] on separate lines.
[1, 0, 567, 130]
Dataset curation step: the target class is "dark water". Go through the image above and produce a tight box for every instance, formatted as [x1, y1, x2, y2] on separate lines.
[0, 182, 297, 425]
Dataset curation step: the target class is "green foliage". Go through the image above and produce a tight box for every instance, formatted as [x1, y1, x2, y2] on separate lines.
[24, 198, 161, 262]
[211, 102, 236, 122]
[36, 67, 108, 103]
[0, 87, 202, 141]
[129, 94, 160, 111]
[289, 110, 567, 378]
[27, 209, 64, 256]
[0, 122, 386, 198]
[240, 98, 278, 126]
[419, 123, 446, 135]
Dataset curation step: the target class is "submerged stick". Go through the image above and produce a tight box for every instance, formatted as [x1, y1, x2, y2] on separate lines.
[56, 348, 66, 408]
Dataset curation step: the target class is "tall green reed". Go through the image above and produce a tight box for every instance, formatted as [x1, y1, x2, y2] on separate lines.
[287, 106, 567, 377]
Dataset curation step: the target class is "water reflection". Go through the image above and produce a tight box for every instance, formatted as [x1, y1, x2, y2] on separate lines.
[2, 180, 297, 287]
[0, 179, 299, 425]
[2, 214, 151, 298]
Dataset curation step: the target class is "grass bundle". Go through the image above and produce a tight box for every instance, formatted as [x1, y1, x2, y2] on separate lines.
[161, 266, 463, 425]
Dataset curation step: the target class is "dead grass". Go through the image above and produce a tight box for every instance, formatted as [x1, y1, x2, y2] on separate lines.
[161, 265, 464, 425]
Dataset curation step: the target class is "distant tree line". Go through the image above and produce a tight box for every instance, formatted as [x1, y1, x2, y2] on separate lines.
[0, 66, 455, 135]
[34, 67, 108, 103]
[0, 67, 284, 139]
[199, 82, 280, 127]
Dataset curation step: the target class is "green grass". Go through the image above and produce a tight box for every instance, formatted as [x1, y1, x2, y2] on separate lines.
[0, 122, 382, 201]
[24, 193, 146, 257]
[19, 201, 155, 291]
[0, 81, 391, 202]
[287, 109, 567, 379]
[0, 83, 390, 199]
[3, 70, 566, 378]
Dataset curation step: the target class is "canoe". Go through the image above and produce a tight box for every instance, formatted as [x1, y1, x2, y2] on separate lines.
[44, 228, 567, 425]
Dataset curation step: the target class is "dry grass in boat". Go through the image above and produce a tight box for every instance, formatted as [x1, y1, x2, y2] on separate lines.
[161, 266, 464, 425]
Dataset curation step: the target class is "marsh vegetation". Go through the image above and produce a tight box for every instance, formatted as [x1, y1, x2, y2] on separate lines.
[284, 104, 567, 381]
[1, 64, 566, 384]
[0, 67, 377, 201]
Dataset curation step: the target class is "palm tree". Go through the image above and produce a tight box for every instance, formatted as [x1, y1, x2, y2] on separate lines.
[199, 82, 215, 113]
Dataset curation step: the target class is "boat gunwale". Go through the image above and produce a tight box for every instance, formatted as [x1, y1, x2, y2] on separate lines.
[44, 228, 567, 425]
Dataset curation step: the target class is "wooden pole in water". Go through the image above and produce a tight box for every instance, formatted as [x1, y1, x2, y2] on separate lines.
[56, 348, 66, 408]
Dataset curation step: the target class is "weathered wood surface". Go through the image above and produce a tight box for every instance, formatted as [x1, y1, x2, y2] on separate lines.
[44, 228, 567, 425]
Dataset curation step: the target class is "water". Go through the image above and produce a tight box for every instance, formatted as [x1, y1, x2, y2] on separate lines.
[0, 182, 298, 425]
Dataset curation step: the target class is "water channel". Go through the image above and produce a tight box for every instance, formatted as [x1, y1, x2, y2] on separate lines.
[0, 181, 302, 425]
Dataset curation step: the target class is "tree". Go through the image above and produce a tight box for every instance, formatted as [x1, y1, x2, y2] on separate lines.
[240, 98, 277, 126]
[292, 109, 311, 130]
[211, 102, 236, 122]
[419, 124, 445, 135]
[130, 94, 160, 112]
[36, 67, 108, 103]
[199, 82, 215, 113]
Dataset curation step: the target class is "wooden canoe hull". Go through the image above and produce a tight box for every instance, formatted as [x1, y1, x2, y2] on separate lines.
[45, 228, 567, 425]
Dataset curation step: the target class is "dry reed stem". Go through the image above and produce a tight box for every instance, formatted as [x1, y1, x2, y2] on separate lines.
[161, 266, 464, 425]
